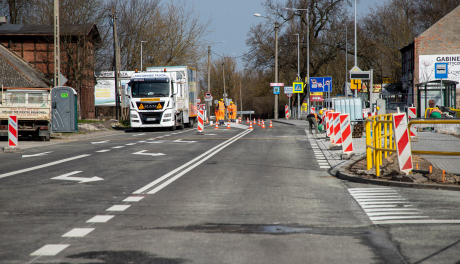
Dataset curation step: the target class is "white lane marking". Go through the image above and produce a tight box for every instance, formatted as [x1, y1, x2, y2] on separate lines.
[112, 146, 125, 149]
[364, 208, 419, 212]
[86, 215, 114, 223]
[320, 166, 330, 169]
[367, 212, 423, 216]
[22, 151, 53, 158]
[205, 134, 217, 135]
[173, 139, 196, 143]
[138, 141, 146, 143]
[359, 201, 408, 204]
[355, 198, 406, 201]
[370, 215, 429, 221]
[318, 163, 329, 165]
[62, 228, 94, 237]
[373, 219, 460, 225]
[0, 154, 91, 179]
[133, 150, 165, 157]
[146, 141, 163, 144]
[126, 143, 137, 146]
[30, 244, 69, 256]
[91, 140, 109, 144]
[51, 171, 103, 183]
[106, 205, 131, 211]
[164, 135, 171, 137]
[361, 205, 413, 209]
[133, 133, 146, 136]
[96, 149, 110, 153]
[123, 196, 144, 202]
[350, 188, 396, 191]
[134, 130, 252, 194]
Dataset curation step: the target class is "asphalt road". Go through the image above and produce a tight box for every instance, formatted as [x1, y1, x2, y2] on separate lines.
[1, 123, 460, 263]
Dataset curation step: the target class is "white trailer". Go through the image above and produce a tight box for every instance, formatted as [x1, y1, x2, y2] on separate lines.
[126, 66, 197, 131]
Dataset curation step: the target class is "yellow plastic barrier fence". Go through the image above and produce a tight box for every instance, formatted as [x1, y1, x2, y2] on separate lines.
[366, 116, 460, 176]
[365, 114, 395, 177]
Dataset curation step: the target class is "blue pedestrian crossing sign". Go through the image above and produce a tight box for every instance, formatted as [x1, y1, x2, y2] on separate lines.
[293, 82, 303, 93]
[273, 86, 280, 95]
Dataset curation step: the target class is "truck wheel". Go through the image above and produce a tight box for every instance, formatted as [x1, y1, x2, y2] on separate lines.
[188, 117, 194, 128]
[169, 117, 176, 131]
[179, 114, 185, 130]
[39, 136, 45, 141]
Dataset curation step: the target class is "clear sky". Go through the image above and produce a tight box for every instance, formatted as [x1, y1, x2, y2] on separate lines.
[188, 0, 385, 68]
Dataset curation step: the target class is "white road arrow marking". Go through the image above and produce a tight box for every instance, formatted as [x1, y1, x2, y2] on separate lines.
[91, 140, 109, 144]
[51, 171, 103, 183]
[173, 139, 196, 143]
[22, 151, 53, 158]
[133, 133, 146, 136]
[133, 150, 165, 157]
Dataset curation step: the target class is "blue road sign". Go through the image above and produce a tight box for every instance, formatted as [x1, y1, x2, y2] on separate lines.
[293, 82, 303, 93]
[309, 77, 332, 92]
[435, 63, 448, 79]
[273, 86, 280, 95]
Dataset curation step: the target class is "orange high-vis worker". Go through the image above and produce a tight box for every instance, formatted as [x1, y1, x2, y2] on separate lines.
[215, 103, 220, 121]
[218, 99, 225, 122]
[230, 102, 237, 120]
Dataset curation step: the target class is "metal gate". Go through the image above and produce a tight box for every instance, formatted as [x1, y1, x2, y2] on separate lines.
[51, 86, 77, 133]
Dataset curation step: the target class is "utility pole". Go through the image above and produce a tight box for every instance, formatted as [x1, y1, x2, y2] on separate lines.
[207, 46, 211, 118]
[111, 7, 121, 121]
[345, 25, 348, 98]
[274, 22, 279, 119]
[240, 80, 242, 112]
[53, 0, 60, 87]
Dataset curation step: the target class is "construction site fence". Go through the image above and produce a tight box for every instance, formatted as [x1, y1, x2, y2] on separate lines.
[365, 115, 460, 177]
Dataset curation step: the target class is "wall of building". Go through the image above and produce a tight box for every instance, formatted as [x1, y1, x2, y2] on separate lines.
[413, 5, 460, 108]
[0, 36, 96, 118]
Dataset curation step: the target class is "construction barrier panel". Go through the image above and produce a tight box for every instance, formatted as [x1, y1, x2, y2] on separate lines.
[340, 114, 353, 153]
[332, 112, 341, 145]
[393, 113, 413, 175]
[8, 115, 18, 147]
[197, 110, 204, 133]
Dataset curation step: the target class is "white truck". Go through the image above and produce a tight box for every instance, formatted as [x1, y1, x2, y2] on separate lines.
[126, 66, 197, 131]
[0, 89, 51, 141]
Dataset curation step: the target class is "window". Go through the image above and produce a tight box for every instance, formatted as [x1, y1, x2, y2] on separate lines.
[28, 93, 44, 104]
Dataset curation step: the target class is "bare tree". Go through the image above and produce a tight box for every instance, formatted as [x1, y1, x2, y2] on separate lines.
[0, 0, 30, 24]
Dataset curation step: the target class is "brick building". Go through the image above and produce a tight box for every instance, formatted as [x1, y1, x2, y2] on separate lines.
[400, 5, 460, 110]
[0, 23, 101, 118]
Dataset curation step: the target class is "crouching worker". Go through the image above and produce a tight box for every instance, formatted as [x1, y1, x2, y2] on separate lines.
[307, 112, 322, 134]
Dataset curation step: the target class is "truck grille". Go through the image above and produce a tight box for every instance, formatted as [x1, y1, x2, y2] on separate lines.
[139, 112, 163, 124]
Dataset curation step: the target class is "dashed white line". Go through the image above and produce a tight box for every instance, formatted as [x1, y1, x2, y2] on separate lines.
[62, 228, 95, 237]
[112, 146, 124, 149]
[96, 149, 110, 153]
[123, 196, 144, 202]
[106, 205, 131, 211]
[126, 143, 136, 146]
[86, 215, 114, 223]
[30, 244, 69, 256]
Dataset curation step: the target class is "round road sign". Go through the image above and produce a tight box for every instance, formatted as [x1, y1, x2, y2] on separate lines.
[205, 92, 212, 99]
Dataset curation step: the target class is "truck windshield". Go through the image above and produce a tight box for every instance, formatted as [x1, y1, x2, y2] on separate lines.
[131, 82, 170, 98]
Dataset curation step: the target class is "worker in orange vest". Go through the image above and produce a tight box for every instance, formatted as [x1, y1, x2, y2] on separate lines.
[218, 99, 226, 125]
[307, 112, 322, 134]
[231, 102, 237, 121]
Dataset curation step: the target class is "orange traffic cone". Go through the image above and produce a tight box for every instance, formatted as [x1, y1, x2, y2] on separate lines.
[254, 118, 256, 124]
[247, 117, 249, 124]
[206, 117, 209, 123]
[249, 122, 253, 129]
[261, 120, 266, 129]
[215, 122, 219, 129]
[269, 120, 273, 128]
[257, 119, 260, 126]
[227, 121, 231, 129]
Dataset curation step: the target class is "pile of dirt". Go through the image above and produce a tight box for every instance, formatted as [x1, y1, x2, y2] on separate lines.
[77, 120, 126, 133]
[346, 153, 460, 185]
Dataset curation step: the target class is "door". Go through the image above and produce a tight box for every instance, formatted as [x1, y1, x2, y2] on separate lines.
[51, 87, 76, 133]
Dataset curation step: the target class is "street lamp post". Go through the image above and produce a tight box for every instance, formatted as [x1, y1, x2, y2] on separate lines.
[140, 40, 147, 71]
[345, 25, 348, 98]
[254, 13, 279, 119]
[284, 7, 309, 118]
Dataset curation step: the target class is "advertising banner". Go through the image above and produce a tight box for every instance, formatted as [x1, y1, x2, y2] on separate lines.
[94, 71, 135, 106]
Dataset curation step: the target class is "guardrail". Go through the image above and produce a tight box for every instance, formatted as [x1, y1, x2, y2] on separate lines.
[366, 115, 460, 176]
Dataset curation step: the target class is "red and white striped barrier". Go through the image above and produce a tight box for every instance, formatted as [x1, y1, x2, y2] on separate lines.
[8, 115, 18, 147]
[326, 111, 333, 138]
[285, 105, 289, 119]
[247, 117, 249, 124]
[339, 114, 353, 153]
[311, 107, 315, 114]
[407, 107, 417, 138]
[393, 113, 413, 175]
[332, 112, 342, 145]
[197, 110, 204, 133]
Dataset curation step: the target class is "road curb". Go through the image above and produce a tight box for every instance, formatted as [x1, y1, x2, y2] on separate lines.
[335, 162, 460, 192]
[272, 120, 300, 126]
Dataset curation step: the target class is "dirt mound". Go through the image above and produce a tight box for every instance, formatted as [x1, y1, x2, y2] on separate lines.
[77, 120, 125, 133]
[346, 153, 460, 185]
